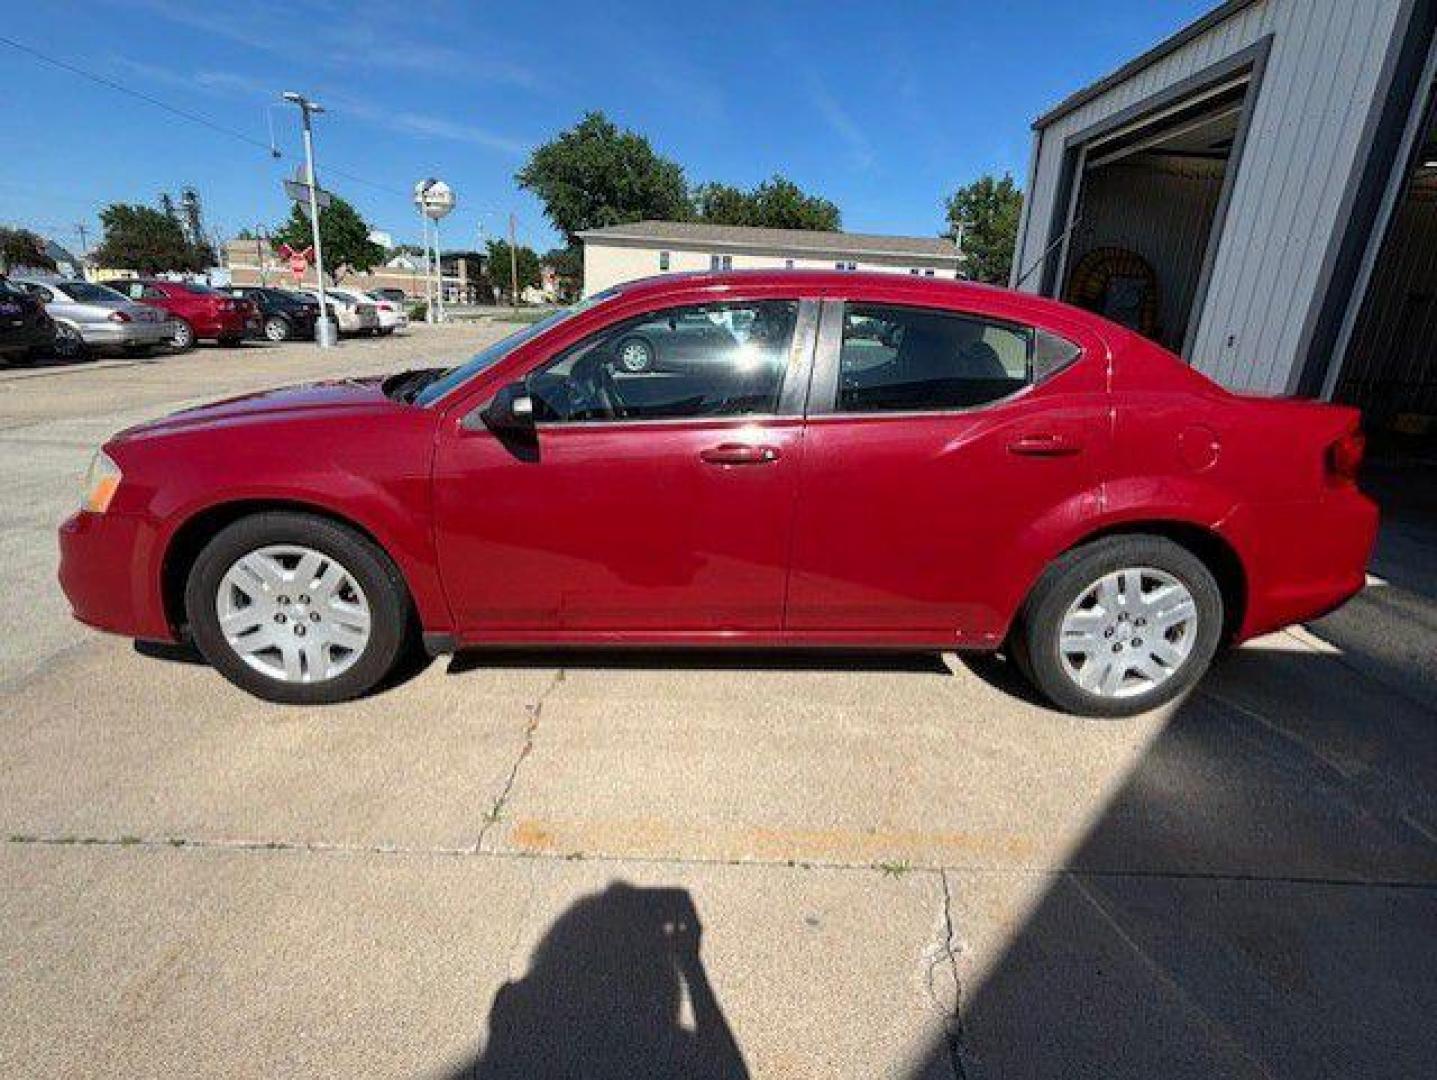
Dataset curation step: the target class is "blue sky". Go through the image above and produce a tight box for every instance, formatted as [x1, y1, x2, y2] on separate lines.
[1, 0, 1213, 256]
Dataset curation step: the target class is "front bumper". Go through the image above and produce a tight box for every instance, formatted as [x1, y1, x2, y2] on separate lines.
[58, 511, 173, 642]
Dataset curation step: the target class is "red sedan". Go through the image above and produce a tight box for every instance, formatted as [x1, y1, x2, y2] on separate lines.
[102, 279, 257, 349]
[58, 271, 1377, 716]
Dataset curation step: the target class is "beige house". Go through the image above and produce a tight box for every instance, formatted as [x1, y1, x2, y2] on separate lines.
[578, 220, 963, 296]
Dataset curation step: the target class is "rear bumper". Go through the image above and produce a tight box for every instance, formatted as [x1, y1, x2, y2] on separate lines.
[1222, 487, 1379, 640]
[193, 312, 251, 339]
[57, 511, 173, 641]
[79, 321, 173, 346]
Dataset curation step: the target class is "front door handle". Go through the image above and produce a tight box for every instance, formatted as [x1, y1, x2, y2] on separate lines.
[1007, 433, 1083, 457]
[700, 443, 781, 466]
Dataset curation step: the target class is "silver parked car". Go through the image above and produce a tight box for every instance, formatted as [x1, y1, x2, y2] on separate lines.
[296, 287, 379, 335]
[14, 278, 173, 358]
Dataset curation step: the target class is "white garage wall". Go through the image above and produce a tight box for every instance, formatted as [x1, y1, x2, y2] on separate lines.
[1016, 0, 1407, 393]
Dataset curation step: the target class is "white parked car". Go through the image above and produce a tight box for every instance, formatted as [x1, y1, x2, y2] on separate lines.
[364, 290, 409, 334]
[296, 287, 379, 336]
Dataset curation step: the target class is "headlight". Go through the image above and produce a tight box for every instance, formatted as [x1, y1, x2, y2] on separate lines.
[82, 449, 122, 513]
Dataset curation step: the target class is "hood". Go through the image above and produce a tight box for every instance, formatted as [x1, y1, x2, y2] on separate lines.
[114, 376, 393, 441]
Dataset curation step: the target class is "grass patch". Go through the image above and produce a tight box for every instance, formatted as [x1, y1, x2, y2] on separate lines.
[876, 860, 912, 878]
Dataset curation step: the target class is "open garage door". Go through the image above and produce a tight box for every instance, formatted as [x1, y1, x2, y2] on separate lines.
[1042, 65, 1261, 358]
[1332, 80, 1437, 461]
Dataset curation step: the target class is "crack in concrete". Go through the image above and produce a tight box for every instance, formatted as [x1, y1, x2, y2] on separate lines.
[923, 869, 968, 1080]
[474, 668, 566, 854]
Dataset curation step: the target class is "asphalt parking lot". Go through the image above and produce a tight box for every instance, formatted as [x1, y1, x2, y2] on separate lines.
[2, 325, 1434, 1078]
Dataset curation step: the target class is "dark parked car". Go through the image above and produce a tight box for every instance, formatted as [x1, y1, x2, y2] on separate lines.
[608, 306, 763, 373]
[225, 286, 320, 342]
[101, 279, 257, 349]
[59, 270, 1376, 715]
[370, 287, 408, 304]
[0, 276, 57, 364]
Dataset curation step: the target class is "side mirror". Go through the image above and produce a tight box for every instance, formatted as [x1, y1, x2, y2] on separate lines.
[473, 382, 536, 435]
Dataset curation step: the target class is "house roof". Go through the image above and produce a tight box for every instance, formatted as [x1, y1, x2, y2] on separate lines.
[1033, 0, 1259, 129]
[577, 220, 960, 261]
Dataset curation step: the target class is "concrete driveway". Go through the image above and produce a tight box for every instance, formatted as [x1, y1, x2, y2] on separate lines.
[2, 328, 1434, 1078]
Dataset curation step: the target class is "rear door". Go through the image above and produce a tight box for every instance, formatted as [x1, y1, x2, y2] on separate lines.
[785, 298, 1111, 647]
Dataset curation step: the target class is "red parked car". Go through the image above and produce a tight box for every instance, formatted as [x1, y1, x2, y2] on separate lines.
[102, 279, 258, 349]
[58, 271, 1377, 715]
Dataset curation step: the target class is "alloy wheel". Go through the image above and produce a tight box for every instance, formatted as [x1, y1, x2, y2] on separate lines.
[216, 544, 372, 684]
[264, 316, 290, 342]
[1057, 567, 1198, 699]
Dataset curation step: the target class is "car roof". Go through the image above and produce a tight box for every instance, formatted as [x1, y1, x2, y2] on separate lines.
[601, 269, 1106, 329]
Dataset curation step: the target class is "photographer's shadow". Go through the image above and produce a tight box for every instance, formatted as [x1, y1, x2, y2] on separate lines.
[455, 881, 749, 1080]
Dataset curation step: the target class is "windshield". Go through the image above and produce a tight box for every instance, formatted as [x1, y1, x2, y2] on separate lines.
[64, 281, 127, 303]
[412, 292, 616, 406]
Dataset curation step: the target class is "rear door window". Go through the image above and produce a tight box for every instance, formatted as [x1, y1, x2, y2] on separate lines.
[836, 304, 1079, 413]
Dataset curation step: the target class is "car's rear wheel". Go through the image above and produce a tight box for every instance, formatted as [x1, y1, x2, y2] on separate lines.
[52, 323, 86, 360]
[263, 315, 291, 342]
[171, 319, 196, 350]
[184, 512, 412, 704]
[615, 335, 655, 373]
[1013, 535, 1223, 718]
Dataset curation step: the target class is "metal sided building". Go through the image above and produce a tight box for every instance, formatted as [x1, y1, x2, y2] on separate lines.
[1012, 0, 1437, 452]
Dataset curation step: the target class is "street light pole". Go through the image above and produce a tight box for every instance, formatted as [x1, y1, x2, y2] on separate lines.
[282, 91, 335, 347]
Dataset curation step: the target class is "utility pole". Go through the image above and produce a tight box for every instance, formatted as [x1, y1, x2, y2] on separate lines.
[74, 223, 89, 280]
[509, 212, 519, 307]
[282, 91, 335, 347]
[256, 224, 267, 285]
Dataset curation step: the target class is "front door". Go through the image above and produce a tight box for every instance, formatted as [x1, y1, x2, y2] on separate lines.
[433, 298, 815, 638]
[785, 299, 1109, 646]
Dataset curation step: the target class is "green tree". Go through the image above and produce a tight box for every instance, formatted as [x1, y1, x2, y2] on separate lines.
[517, 111, 690, 246]
[693, 175, 841, 231]
[0, 227, 56, 274]
[943, 173, 1023, 285]
[272, 195, 384, 284]
[93, 203, 206, 274]
[485, 238, 542, 300]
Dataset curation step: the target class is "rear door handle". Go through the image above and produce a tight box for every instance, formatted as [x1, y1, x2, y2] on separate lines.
[1007, 433, 1084, 457]
[700, 443, 781, 466]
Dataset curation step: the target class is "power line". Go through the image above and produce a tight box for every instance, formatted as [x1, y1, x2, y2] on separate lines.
[0, 34, 412, 203]
[0, 34, 279, 157]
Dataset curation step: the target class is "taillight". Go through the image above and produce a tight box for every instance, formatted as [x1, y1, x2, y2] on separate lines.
[107, 310, 132, 323]
[1326, 430, 1365, 486]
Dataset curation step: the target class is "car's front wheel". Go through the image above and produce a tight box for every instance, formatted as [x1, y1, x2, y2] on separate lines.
[184, 512, 412, 704]
[171, 319, 196, 350]
[1012, 535, 1223, 717]
[263, 315, 291, 342]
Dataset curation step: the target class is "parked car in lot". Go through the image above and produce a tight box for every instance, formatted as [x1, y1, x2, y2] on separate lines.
[58, 271, 1377, 714]
[14, 278, 171, 358]
[0, 275, 57, 363]
[101, 279, 258, 349]
[224, 286, 320, 342]
[296, 287, 379, 336]
[364, 291, 409, 334]
[370, 287, 408, 305]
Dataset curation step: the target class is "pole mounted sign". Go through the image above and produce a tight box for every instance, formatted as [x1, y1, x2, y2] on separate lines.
[283, 168, 332, 218]
[277, 243, 313, 280]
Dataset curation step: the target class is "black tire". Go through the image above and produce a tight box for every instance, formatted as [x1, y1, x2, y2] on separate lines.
[184, 512, 413, 704]
[263, 315, 292, 342]
[1013, 535, 1224, 718]
[614, 335, 655, 373]
[52, 322, 87, 360]
[171, 319, 196, 350]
